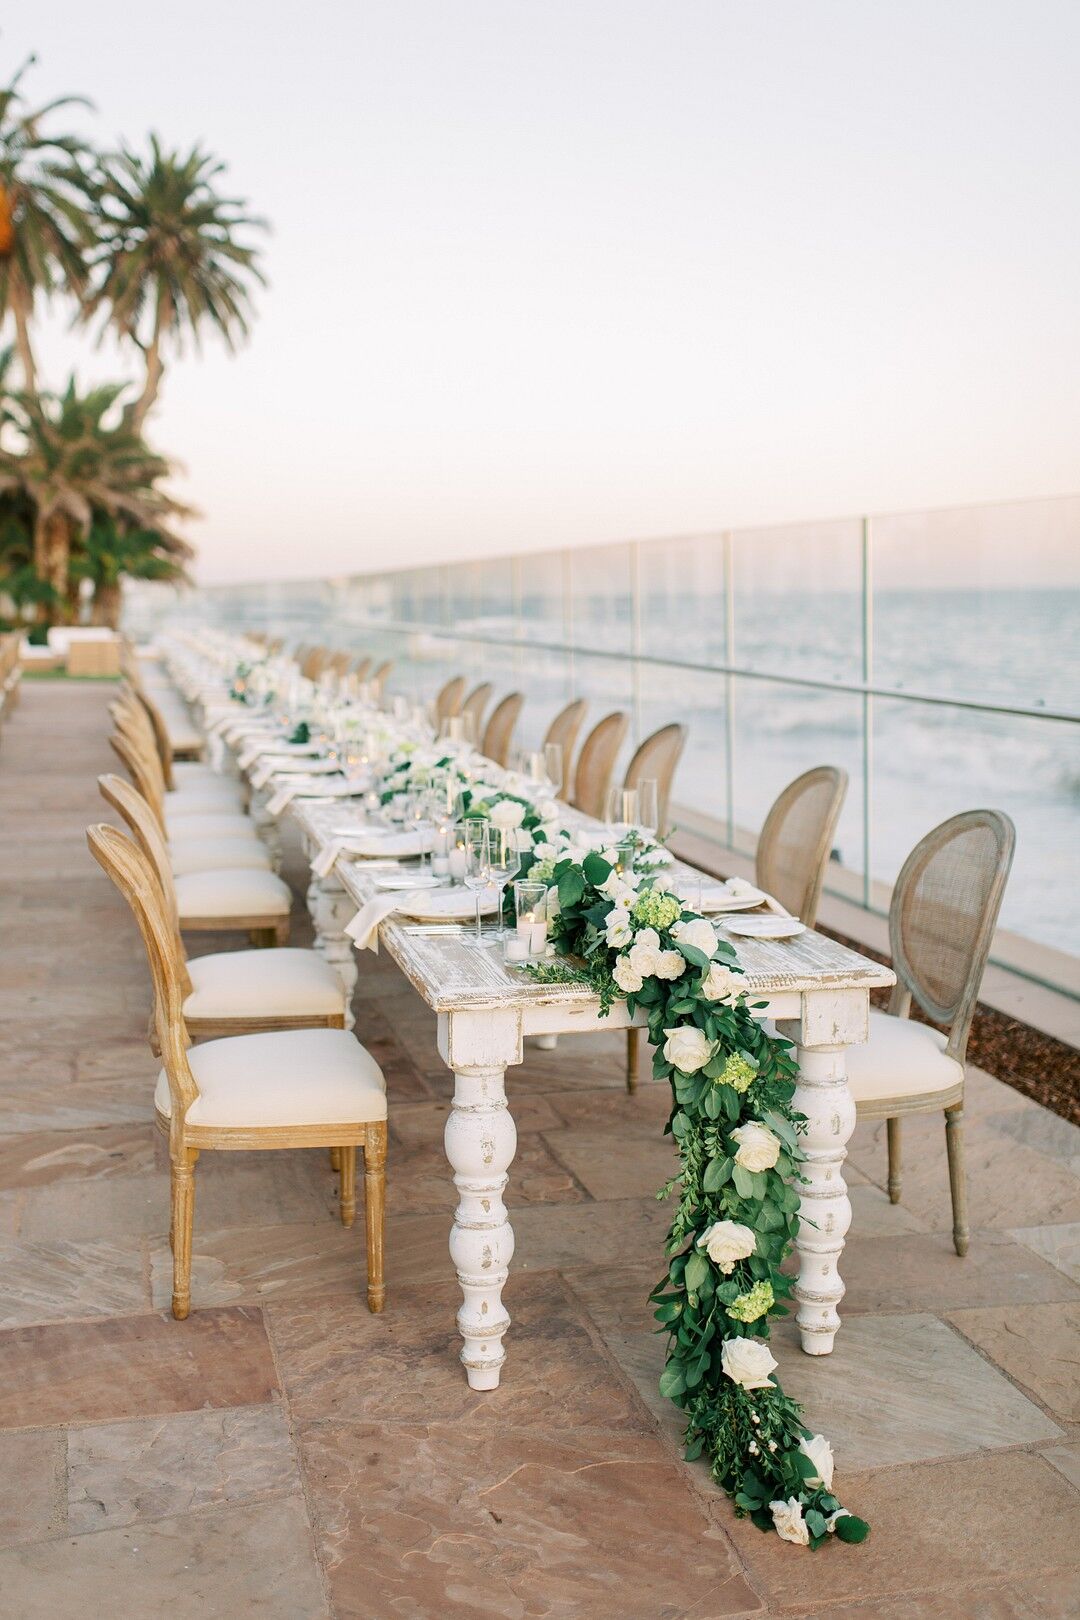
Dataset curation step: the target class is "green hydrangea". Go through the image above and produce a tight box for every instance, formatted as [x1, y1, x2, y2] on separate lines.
[726, 1281, 774, 1323]
[716, 1053, 758, 1093]
[530, 856, 556, 884]
[631, 889, 681, 931]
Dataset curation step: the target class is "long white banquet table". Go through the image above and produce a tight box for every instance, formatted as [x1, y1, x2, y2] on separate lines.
[284, 794, 896, 1392]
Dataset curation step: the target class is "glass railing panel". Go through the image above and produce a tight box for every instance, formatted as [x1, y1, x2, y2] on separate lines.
[637, 663, 730, 838]
[518, 548, 567, 644]
[638, 532, 727, 664]
[872, 497, 1080, 713]
[568, 542, 634, 656]
[732, 519, 864, 682]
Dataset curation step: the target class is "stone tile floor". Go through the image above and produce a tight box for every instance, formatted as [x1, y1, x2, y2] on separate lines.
[0, 681, 1077, 1618]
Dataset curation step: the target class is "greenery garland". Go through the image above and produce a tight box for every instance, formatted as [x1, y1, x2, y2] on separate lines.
[531, 847, 870, 1549]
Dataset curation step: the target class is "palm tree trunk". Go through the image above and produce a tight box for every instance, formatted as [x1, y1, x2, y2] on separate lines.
[91, 580, 122, 629]
[33, 510, 73, 622]
[129, 283, 172, 432]
[11, 283, 36, 393]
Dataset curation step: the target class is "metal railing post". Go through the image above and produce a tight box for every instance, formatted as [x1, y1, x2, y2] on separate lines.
[723, 531, 736, 847]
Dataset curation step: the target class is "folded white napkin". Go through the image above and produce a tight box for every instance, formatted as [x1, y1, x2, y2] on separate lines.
[312, 831, 384, 878]
[252, 754, 337, 790]
[237, 738, 318, 771]
[724, 876, 792, 917]
[345, 893, 403, 953]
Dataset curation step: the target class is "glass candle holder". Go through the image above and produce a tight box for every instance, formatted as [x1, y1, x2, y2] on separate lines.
[505, 880, 547, 963]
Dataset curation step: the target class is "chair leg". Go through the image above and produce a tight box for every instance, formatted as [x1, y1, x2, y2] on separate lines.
[363, 1123, 387, 1313]
[170, 1148, 198, 1319]
[626, 1027, 640, 1094]
[329, 1147, 342, 1172]
[886, 1117, 902, 1203]
[945, 1104, 969, 1257]
[339, 1145, 357, 1227]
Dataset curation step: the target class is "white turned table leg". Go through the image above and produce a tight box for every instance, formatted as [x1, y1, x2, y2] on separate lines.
[307, 871, 358, 1030]
[778, 988, 867, 1356]
[249, 785, 283, 870]
[790, 1042, 855, 1354]
[437, 1009, 523, 1390]
[444, 1065, 517, 1388]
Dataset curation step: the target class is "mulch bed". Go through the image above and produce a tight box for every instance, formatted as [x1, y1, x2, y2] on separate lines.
[823, 927, 1080, 1127]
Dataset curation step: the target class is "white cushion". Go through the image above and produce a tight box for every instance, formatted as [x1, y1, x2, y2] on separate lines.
[845, 1009, 963, 1107]
[169, 836, 273, 877]
[184, 948, 346, 1019]
[165, 809, 255, 838]
[155, 1027, 385, 1127]
[174, 867, 292, 920]
[167, 782, 243, 812]
[173, 761, 241, 795]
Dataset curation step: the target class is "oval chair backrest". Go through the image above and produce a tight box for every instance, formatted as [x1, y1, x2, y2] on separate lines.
[435, 675, 466, 723]
[115, 688, 170, 784]
[370, 659, 393, 695]
[86, 823, 197, 1119]
[572, 711, 630, 820]
[134, 686, 176, 790]
[482, 692, 524, 768]
[326, 650, 352, 678]
[302, 646, 329, 680]
[755, 766, 849, 927]
[352, 655, 372, 681]
[462, 682, 493, 738]
[623, 723, 687, 838]
[543, 699, 587, 798]
[889, 808, 1016, 1060]
[108, 728, 167, 827]
[97, 773, 189, 988]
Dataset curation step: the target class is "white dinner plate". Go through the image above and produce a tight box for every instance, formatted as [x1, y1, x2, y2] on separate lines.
[396, 886, 499, 922]
[346, 830, 433, 857]
[671, 879, 769, 914]
[722, 914, 806, 940]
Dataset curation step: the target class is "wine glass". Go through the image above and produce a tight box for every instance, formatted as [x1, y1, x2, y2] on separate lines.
[462, 820, 492, 947]
[543, 742, 564, 797]
[604, 785, 638, 835]
[406, 790, 433, 873]
[487, 824, 522, 941]
[637, 778, 659, 838]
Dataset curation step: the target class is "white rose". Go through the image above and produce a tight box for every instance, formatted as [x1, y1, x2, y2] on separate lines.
[654, 949, 688, 980]
[798, 1433, 834, 1491]
[612, 956, 643, 994]
[663, 1025, 715, 1074]
[720, 1336, 777, 1390]
[599, 870, 638, 904]
[698, 1220, 756, 1274]
[671, 917, 718, 959]
[512, 827, 535, 852]
[769, 1497, 810, 1546]
[701, 962, 738, 1002]
[730, 1121, 782, 1172]
[546, 885, 561, 918]
[605, 908, 634, 948]
[628, 928, 663, 978]
[536, 798, 560, 822]
[490, 800, 525, 830]
[533, 841, 558, 862]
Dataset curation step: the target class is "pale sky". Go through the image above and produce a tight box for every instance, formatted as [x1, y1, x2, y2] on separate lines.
[15, 1, 1080, 584]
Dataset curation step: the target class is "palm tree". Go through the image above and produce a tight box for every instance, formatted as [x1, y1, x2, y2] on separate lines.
[83, 136, 267, 429]
[0, 57, 93, 390]
[0, 368, 192, 624]
[70, 512, 189, 628]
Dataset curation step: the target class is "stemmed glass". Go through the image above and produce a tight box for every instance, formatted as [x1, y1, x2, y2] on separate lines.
[487, 824, 522, 942]
[406, 790, 433, 873]
[604, 785, 639, 836]
[543, 742, 564, 797]
[462, 820, 492, 948]
[637, 778, 659, 839]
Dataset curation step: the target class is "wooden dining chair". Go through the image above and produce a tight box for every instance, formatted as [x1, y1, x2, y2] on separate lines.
[370, 659, 394, 695]
[623, 723, 687, 838]
[87, 824, 387, 1320]
[108, 721, 262, 851]
[755, 766, 849, 926]
[571, 711, 629, 819]
[101, 762, 292, 945]
[352, 655, 373, 681]
[434, 675, 466, 724]
[482, 692, 524, 767]
[99, 775, 346, 1040]
[847, 809, 1015, 1257]
[114, 687, 243, 808]
[326, 650, 353, 678]
[462, 682, 493, 742]
[542, 699, 587, 799]
[302, 645, 330, 680]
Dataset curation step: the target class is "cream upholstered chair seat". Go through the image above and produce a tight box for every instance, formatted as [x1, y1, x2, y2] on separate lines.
[167, 779, 244, 811]
[184, 949, 346, 1020]
[164, 807, 259, 839]
[168, 835, 274, 877]
[845, 1009, 963, 1110]
[154, 1028, 385, 1129]
[174, 867, 292, 920]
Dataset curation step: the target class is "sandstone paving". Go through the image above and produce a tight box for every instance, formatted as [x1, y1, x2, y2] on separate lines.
[0, 679, 1078, 1614]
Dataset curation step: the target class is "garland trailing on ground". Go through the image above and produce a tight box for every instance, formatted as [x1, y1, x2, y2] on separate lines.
[529, 848, 870, 1550]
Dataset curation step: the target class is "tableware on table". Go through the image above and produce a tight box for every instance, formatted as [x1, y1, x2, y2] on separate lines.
[637, 778, 659, 838]
[462, 821, 492, 947]
[487, 824, 521, 943]
[506, 879, 547, 963]
[671, 876, 768, 914]
[396, 886, 499, 923]
[345, 829, 433, 859]
[604, 785, 638, 834]
[543, 742, 564, 797]
[722, 914, 806, 940]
